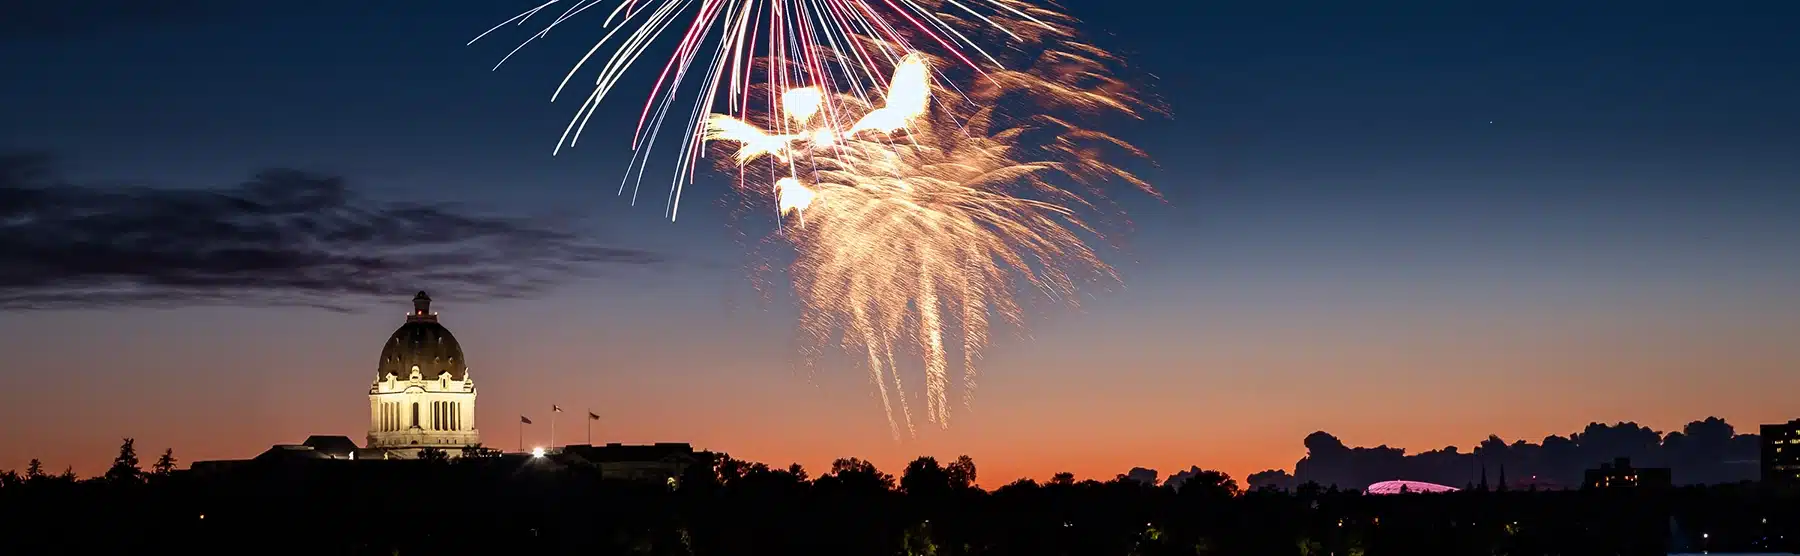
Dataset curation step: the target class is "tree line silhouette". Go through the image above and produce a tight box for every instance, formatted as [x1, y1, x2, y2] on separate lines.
[3, 429, 1795, 555]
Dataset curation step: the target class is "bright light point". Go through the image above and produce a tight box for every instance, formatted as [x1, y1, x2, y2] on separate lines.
[775, 177, 817, 218]
[531, 447, 545, 458]
[849, 54, 931, 135]
[810, 129, 836, 148]
[783, 87, 824, 124]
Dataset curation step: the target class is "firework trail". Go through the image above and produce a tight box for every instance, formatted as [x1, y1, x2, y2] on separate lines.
[704, 13, 1155, 438]
[471, 0, 1061, 220]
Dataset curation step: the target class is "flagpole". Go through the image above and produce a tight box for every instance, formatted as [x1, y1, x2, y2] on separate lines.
[550, 409, 557, 451]
[586, 408, 592, 446]
[517, 417, 523, 453]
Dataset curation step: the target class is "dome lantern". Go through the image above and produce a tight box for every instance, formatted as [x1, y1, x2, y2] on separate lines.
[410, 291, 435, 322]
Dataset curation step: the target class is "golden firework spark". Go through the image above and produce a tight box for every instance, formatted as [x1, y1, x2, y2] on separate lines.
[472, 0, 1064, 220]
[705, 15, 1154, 437]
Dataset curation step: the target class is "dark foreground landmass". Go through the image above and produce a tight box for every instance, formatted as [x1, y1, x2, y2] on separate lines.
[1, 447, 1794, 556]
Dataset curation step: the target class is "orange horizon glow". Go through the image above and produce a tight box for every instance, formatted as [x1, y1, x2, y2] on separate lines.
[3, 288, 1797, 487]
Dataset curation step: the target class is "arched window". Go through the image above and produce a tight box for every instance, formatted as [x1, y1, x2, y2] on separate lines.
[411, 402, 420, 429]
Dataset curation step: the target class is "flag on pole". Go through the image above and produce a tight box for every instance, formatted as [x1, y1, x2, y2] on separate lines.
[520, 415, 532, 424]
[588, 411, 600, 421]
[553, 405, 563, 413]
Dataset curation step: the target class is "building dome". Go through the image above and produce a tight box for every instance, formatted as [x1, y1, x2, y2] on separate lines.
[375, 292, 468, 381]
[1364, 480, 1459, 495]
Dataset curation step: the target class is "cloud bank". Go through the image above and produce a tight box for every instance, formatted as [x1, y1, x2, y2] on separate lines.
[0, 152, 660, 311]
[1131, 416, 1762, 491]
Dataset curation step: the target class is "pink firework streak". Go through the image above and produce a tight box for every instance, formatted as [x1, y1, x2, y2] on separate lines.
[471, 0, 1058, 220]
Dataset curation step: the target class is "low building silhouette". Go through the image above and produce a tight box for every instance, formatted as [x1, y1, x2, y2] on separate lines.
[1583, 457, 1671, 490]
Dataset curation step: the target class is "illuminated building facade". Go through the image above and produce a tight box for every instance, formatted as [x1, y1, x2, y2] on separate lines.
[1761, 419, 1800, 485]
[193, 292, 706, 475]
[1583, 457, 1671, 490]
[1364, 480, 1459, 495]
[366, 292, 480, 458]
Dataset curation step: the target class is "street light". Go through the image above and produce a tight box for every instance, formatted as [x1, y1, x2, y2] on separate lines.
[531, 447, 546, 458]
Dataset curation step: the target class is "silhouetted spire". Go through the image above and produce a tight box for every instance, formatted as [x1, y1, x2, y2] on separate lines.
[1497, 465, 1508, 492]
[1479, 464, 1489, 492]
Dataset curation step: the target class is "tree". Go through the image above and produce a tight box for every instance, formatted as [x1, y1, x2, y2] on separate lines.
[1177, 469, 1239, 498]
[1051, 472, 1076, 486]
[459, 444, 502, 460]
[24, 459, 43, 481]
[945, 455, 977, 489]
[151, 448, 177, 476]
[105, 437, 142, 484]
[828, 457, 895, 490]
[900, 456, 949, 496]
[418, 447, 449, 463]
[0, 469, 20, 489]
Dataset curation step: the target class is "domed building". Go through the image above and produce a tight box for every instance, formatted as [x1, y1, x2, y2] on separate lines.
[192, 291, 707, 477]
[366, 291, 479, 457]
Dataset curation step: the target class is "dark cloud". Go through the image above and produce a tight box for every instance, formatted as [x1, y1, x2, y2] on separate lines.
[0, 0, 230, 40]
[1288, 417, 1760, 490]
[1245, 469, 1296, 492]
[1121, 416, 1759, 494]
[0, 152, 660, 311]
[1121, 467, 1158, 486]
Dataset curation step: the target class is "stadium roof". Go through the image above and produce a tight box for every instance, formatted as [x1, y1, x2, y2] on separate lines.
[1365, 480, 1459, 494]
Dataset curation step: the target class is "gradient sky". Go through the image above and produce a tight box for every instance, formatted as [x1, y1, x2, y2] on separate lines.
[3, 1, 1798, 486]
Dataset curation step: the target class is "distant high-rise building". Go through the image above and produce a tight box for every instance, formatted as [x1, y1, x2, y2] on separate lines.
[1760, 419, 1800, 485]
[1583, 458, 1670, 490]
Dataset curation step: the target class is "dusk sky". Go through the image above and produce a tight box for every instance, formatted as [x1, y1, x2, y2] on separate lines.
[3, 1, 1798, 486]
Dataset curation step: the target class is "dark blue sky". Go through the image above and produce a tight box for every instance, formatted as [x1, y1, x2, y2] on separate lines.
[3, 1, 1798, 481]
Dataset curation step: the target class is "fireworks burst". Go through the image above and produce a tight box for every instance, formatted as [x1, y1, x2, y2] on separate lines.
[472, 0, 1065, 220]
[705, 20, 1155, 437]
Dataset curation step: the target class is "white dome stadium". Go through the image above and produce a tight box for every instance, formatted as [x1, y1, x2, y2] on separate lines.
[1364, 480, 1459, 495]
